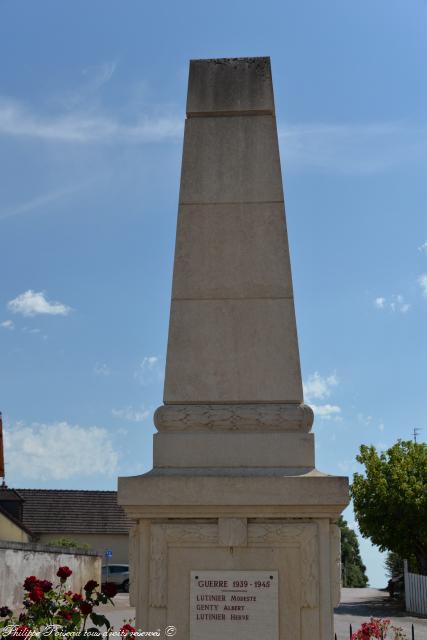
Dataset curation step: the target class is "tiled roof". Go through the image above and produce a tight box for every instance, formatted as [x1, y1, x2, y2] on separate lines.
[17, 489, 132, 535]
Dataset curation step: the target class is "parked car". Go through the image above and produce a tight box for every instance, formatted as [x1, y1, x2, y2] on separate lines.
[102, 564, 129, 593]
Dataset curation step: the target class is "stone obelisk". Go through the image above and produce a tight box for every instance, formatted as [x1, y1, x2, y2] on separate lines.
[119, 57, 348, 640]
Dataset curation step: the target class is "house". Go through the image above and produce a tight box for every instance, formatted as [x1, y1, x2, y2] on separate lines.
[0, 487, 32, 543]
[0, 486, 131, 564]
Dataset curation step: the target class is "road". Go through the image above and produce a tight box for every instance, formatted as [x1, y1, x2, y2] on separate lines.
[335, 588, 427, 639]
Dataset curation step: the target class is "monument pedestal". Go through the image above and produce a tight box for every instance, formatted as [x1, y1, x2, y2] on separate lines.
[119, 469, 347, 639]
[118, 57, 349, 639]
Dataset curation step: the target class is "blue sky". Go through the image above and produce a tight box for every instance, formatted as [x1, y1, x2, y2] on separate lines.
[1, 0, 426, 587]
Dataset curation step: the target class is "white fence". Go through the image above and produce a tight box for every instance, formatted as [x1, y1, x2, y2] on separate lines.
[404, 559, 427, 616]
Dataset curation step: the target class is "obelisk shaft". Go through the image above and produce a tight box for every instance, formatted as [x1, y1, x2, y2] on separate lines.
[164, 57, 303, 405]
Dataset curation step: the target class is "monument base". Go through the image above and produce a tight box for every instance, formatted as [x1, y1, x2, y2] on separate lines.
[118, 470, 347, 640]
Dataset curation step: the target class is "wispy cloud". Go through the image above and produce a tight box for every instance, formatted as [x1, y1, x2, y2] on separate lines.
[418, 274, 427, 297]
[82, 61, 118, 90]
[374, 294, 410, 313]
[279, 121, 427, 173]
[93, 363, 111, 376]
[134, 355, 163, 385]
[418, 240, 427, 256]
[303, 371, 338, 400]
[303, 371, 341, 420]
[0, 184, 87, 221]
[112, 406, 150, 422]
[310, 403, 341, 419]
[4, 421, 118, 480]
[7, 290, 72, 317]
[0, 96, 182, 144]
[1, 319, 14, 330]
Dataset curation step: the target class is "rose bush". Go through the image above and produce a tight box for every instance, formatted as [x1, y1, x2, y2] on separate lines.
[0, 566, 119, 639]
[351, 618, 406, 639]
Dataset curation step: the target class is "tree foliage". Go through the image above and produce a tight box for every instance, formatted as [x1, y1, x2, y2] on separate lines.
[47, 537, 91, 551]
[338, 517, 369, 587]
[351, 440, 427, 575]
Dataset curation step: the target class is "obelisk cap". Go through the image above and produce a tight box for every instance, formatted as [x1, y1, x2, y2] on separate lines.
[187, 56, 274, 116]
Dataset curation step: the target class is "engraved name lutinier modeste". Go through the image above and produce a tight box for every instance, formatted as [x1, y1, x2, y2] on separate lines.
[118, 57, 349, 640]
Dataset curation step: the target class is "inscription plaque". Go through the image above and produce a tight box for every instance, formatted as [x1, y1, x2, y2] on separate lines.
[190, 570, 279, 640]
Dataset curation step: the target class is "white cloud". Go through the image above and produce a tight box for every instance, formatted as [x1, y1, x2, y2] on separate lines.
[112, 406, 150, 422]
[7, 290, 71, 317]
[303, 371, 338, 401]
[303, 372, 341, 421]
[0, 96, 182, 144]
[279, 121, 427, 174]
[134, 355, 163, 385]
[1, 320, 14, 330]
[374, 297, 386, 309]
[4, 421, 118, 480]
[374, 294, 410, 313]
[379, 423, 385, 432]
[418, 241, 427, 256]
[418, 274, 427, 297]
[93, 363, 111, 376]
[310, 403, 341, 419]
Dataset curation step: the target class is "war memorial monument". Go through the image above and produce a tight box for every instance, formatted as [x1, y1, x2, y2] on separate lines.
[118, 56, 349, 640]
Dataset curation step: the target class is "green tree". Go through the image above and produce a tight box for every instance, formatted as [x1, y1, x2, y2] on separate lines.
[351, 440, 427, 575]
[338, 517, 369, 587]
[384, 551, 404, 579]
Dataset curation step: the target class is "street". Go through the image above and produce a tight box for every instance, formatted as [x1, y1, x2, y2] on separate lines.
[335, 588, 427, 639]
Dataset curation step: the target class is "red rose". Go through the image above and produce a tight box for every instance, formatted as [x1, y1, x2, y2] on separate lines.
[101, 582, 118, 598]
[39, 580, 52, 593]
[120, 623, 136, 639]
[84, 579, 98, 593]
[23, 576, 39, 591]
[29, 586, 44, 602]
[60, 609, 73, 621]
[72, 593, 83, 602]
[80, 602, 93, 615]
[57, 566, 72, 580]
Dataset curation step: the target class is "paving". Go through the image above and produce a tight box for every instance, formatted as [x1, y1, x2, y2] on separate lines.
[334, 588, 427, 639]
[97, 593, 135, 634]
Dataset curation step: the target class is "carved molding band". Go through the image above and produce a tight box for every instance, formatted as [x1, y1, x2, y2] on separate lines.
[154, 403, 314, 432]
[148, 521, 319, 611]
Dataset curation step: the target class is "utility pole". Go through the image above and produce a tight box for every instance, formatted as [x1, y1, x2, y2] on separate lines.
[413, 427, 422, 443]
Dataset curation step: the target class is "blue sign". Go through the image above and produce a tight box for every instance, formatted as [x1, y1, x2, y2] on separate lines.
[105, 549, 113, 558]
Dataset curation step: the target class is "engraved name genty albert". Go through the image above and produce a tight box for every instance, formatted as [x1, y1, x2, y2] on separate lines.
[189, 570, 279, 640]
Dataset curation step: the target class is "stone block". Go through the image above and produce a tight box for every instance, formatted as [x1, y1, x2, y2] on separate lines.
[153, 432, 315, 468]
[218, 517, 247, 547]
[164, 298, 303, 403]
[118, 474, 350, 511]
[172, 203, 293, 300]
[187, 57, 274, 115]
[179, 116, 283, 204]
